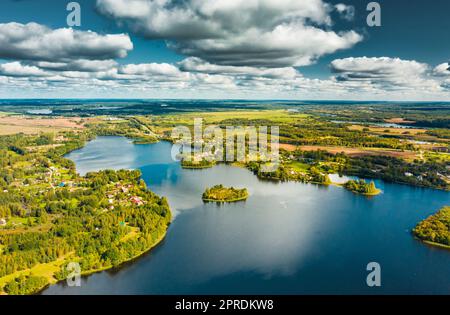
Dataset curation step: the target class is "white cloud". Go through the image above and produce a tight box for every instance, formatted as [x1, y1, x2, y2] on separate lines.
[0, 22, 133, 62]
[119, 63, 184, 77]
[36, 60, 119, 72]
[334, 4, 355, 21]
[0, 62, 50, 77]
[330, 57, 438, 90]
[96, 0, 362, 67]
[1, 56, 449, 100]
[433, 62, 450, 76]
[433, 62, 450, 90]
[178, 57, 300, 79]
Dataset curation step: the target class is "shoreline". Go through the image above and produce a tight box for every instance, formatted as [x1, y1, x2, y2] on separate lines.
[202, 195, 249, 203]
[422, 240, 450, 250]
[182, 164, 215, 169]
[413, 237, 450, 251]
[35, 226, 170, 295]
[347, 188, 382, 196]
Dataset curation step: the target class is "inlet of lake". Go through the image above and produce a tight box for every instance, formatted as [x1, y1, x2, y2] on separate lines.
[42, 136, 450, 294]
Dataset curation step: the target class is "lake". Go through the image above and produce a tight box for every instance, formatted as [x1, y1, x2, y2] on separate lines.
[43, 136, 450, 294]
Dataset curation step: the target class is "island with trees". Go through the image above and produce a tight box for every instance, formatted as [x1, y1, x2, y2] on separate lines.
[202, 185, 249, 203]
[343, 179, 381, 196]
[413, 206, 450, 249]
[181, 158, 216, 169]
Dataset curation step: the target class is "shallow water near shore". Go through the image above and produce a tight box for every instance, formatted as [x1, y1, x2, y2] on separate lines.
[42, 136, 450, 295]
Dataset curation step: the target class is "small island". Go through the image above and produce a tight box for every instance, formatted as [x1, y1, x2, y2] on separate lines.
[413, 206, 450, 249]
[343, 179, 381, 196]
[181, 158, 215, 169]
[202, 185, 249, 203]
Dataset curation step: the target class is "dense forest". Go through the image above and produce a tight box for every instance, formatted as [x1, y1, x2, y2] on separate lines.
[413, 207, 450, 247]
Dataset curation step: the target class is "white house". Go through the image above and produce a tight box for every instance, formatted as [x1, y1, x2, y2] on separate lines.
[0, 218, 6, 226]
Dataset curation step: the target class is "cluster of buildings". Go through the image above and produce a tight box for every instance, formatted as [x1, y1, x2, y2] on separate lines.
[104, 183, 145, 211]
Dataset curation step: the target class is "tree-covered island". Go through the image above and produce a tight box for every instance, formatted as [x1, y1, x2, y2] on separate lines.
[181, 158, 215, 169]
[202, 185, 249, 203]
[343, 179, 381, 196]
[413, 206, 450, 249]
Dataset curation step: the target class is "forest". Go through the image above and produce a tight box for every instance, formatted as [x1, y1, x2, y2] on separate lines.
[413, 206, 450, 248]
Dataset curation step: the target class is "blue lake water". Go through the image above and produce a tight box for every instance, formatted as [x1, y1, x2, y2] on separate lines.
[43, 136, 450, 295]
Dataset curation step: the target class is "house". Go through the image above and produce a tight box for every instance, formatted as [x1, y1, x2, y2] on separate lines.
[130, 196, 144, 206]
[0, 218, 6, 226]
[404, 172, 414, 177]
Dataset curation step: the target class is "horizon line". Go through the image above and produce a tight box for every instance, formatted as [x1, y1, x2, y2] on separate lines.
[0, 98, 450, 104]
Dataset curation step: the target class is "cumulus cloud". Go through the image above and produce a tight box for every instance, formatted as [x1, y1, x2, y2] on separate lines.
[334, 3, 355, 21]
[433, 62, 450, 76]
[330, 57, 436, 90]
[0, 62, 50, 77]
[35, 60, 119, 72]
[119, 62, 185, 77]
[0, 22, 133, 63]
[178, 57, 299, 79]
[96, 0, 362, 67]
[432, 62, 450, 90]
[2, 56, 449, 99]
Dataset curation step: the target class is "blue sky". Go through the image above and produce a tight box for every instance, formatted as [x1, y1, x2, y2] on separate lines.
[0, 0, 449, 100]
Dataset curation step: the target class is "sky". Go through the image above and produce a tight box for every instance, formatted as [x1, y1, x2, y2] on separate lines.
[0, 0, 449, 100]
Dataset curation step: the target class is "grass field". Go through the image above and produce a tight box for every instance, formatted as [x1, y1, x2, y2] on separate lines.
[144, 110, 309, 129]
[347, 124, 426, 135]
[384, 118, 416, 124]
[0, 114, 87, 135]
[280, 143, 419, 160]
[287, 161, 311, 172]
[0, 253, 72, 294]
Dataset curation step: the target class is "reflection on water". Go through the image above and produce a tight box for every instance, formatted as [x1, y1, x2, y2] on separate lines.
[44, 137, 450, 295]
